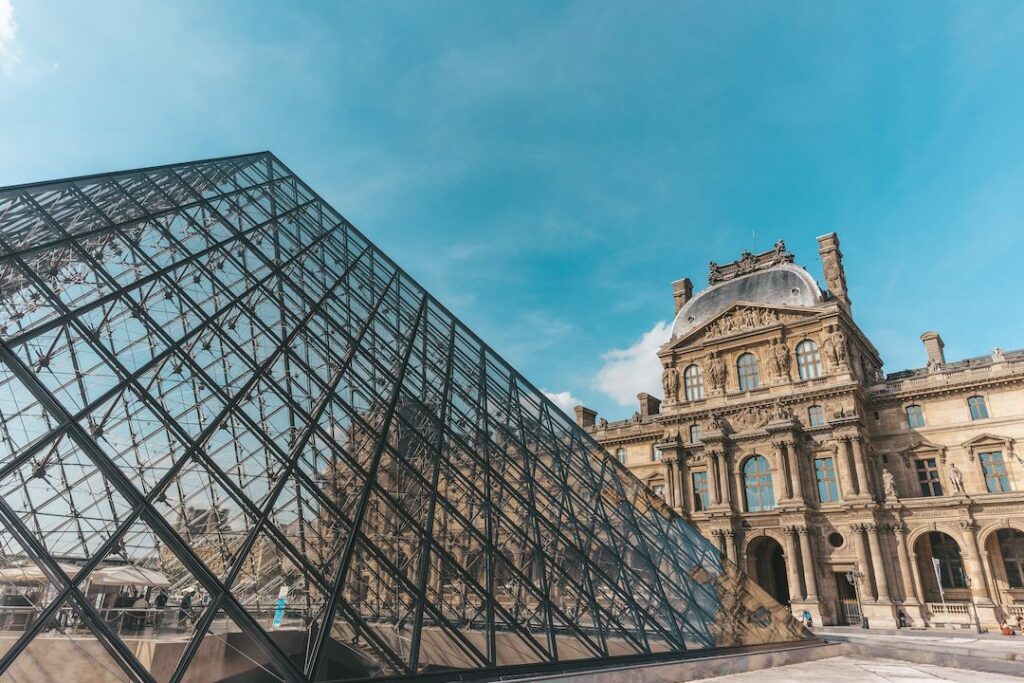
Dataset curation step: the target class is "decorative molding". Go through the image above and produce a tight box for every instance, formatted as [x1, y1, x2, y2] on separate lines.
[708, 240, 794, 285]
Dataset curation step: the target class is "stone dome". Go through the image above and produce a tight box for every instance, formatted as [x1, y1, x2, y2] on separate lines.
[670, 263, 824, 340]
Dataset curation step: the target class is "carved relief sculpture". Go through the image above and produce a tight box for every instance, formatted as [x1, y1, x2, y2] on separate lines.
[704, 306, 781, 340]
[822, 323, 849, 370]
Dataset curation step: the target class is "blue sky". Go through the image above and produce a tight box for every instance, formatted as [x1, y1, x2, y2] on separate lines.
[1, 1, 1023, 420]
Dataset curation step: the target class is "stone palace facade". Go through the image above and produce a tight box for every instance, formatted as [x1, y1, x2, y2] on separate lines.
[577, 234, 1024, 629]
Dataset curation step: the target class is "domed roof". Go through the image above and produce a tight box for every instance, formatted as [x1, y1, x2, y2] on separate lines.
[670, 263, 823, 340]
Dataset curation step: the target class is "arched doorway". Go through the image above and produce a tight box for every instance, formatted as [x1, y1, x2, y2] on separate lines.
[915, 531, 967, 602]
[985, 528, 1024, 605]
[747, 536, 789, 604]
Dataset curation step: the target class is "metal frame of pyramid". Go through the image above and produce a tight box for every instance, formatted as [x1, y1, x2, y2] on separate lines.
[0, 152, 807, 682]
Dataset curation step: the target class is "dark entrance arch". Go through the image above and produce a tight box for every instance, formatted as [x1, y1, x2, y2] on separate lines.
[747, 536, 790, 605]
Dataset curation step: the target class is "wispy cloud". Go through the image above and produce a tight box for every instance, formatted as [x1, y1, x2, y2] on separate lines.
[0, 0, 18, 75]
[541, 389, 582, 415]
[593, 320, 671, 407]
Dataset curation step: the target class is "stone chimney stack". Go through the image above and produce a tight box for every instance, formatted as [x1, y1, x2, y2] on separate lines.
[637, 393, 661, 418]
[816, 232, 851, 310]
[921, 331, 945, 366]
[574, 405, 597, 428]
[672, 277, 693, 314]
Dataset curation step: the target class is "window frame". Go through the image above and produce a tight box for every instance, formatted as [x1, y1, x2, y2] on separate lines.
[967, 395, 989, 421]
[736, 352, 761, 391]
[795, 339, 823, 380]
[742, 455, 775, 512]
[683, 364, 705, 401]
[807, 404, 825, 427]
[997, 529, 1024, 589]
[814, 456, 839, 503]
[929, 532, 967, 589]
[689, 423, 701, 444]
[980, 450, 1011, 493]
[915, 457, 943, 497]
[615, 447, 626, 465]
[652, 446, 662, 462]
[905, 404, 925, 429]
[691, 470, 709, 512]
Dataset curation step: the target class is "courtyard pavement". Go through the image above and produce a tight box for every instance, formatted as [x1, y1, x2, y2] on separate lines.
[705, 654, 1021, 682]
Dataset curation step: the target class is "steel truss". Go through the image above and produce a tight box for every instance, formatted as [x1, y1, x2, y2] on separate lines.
[0, 152, 806, 682]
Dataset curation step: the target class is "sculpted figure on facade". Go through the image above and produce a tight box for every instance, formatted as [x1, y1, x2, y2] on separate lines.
[768, 399, 793, 422]
[882, 468, 898, 501]
[949, 462, 966, 495]
[769, 338, 790, 380]
[708, 261, 723, 285]
[706, 351, 726, 391]
[662, 365, 677, 401]
[822, 324, 849, 370]
[822, 252, 845, 297]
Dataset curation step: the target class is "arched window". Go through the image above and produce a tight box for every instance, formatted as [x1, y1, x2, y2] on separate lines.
[997, 529, 1024, 588]
[736, 353, 760, 390]
[928, 532, 967, 589]
[795, 340, 823, 380]
[743, 455, 775, 512]
[683, 364, 705, 401]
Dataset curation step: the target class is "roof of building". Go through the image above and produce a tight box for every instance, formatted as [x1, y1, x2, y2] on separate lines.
[886, 347, 1024, 381]
[670, 262, 824, 340]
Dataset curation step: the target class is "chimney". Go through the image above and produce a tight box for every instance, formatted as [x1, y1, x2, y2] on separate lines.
[817, 232, 851, 309]
[672, 277, 693, 314]
[921, 331, 945, 366]
[574, 405, 597, 428]
[637, 393, 661, 418]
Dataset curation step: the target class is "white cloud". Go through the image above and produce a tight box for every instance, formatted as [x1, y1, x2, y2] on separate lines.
[0, 0, 17, 75]
[593, 320, 672, 407]
[542, 389, 582, 415]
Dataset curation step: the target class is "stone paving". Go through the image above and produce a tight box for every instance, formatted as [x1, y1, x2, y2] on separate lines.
[705, 654, 1021, 682]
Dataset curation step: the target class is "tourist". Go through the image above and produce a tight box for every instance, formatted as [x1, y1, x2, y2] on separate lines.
[999, 619, 1015, 636]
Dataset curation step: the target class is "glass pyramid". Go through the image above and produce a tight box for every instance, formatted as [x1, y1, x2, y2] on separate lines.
[0, 153, 807, 682]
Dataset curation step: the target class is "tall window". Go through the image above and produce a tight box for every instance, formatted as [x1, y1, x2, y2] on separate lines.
[929, 532, 967, 589]
[997, 529, 1024, 589]
[652, 483, 665, 499]
[616, 447, 626, 465]
[980, 451, 1011, 493]
[652, 446, 662, 462]
[736, 353, 760, 390]
[683, 364, 705, 401]
[743, 455, 775, 512]
[916, 458, 943, 497]
[795, 340, 823, 380]
[689, 423, 701, 444]
[814, 457, 839, 503]
[967, 395, 989, 420]
[807, 405, 825, 427]
[906, 404, 925, 428]
[692, 471, 709, 512]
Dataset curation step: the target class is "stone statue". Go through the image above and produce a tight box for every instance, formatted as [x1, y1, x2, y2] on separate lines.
[598, 417, 608, 429]
[822, 324, 848, 369]
[882, 468, 898, 500]
[823, 254, 843, 295]
[708, 261, 723, 285]
[949, 463, 966, 495]
[669, 367, 680, 400]
[709, 411, 728, 432]
[706, 351, 726, 391]
[769, 338, 790, 379]
[770, 239, 787, 265]
[632, 411, 641, 424]
[768, 399, 792, 422]
[992, 347, 1006, 362]
[662, 366, 674, 399]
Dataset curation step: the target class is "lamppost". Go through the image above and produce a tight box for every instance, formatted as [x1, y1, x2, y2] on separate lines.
[845, 569, 868, 629]
[964, 575, 983, 634]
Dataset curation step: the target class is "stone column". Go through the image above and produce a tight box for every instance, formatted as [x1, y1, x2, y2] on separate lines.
[786, 440, 804, 501]
[771, 446, 789, 503]
[851, 436, 870, 497]
[666, 457, 678, 508]
[712, 530, 727, 556]
[725, 529, 737, 564]
[893, 524, 918, 604]
[866, 523, 891, 602]
[850, 524, 877, 600]
[676, 457, 688, 513]
[708, 451, 722, 506]
[720, 452, 734, 508]
[908, 551, 925, 605]
[797, 526, 819, 601]
[833, 439, 855, 501]
[959, 520, 992, 604]
[981, 551, 999, 607]
[783, 526, 805, 601]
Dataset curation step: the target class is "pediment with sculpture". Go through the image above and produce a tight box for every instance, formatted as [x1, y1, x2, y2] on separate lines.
[665, 301, 821, 350]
